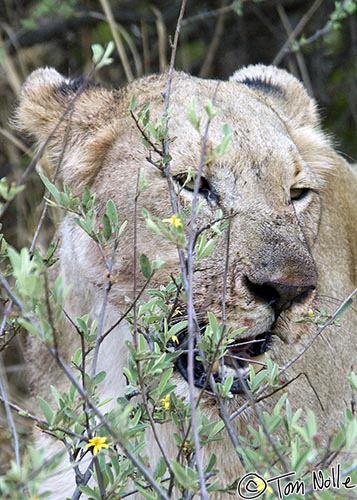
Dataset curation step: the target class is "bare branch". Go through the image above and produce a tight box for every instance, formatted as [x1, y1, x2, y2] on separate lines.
[0, 373, 21, 467]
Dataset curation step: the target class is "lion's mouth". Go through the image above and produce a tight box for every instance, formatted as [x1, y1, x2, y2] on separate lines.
[172, 330, 272, 394]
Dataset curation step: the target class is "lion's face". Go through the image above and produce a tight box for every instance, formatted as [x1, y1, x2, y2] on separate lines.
[134, 78, 321, 393]
[15, 65, 356, 398]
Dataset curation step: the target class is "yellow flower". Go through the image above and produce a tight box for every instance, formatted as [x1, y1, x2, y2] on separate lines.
[161, 393, 171, 410]
[163, 214, 182, 228]
[85, 436, 109, 455]
[171, 334, 179, 344]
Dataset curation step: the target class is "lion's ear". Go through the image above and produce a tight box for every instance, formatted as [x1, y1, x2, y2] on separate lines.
[230, 65, 319, 129]
[14, 67, 119, 189]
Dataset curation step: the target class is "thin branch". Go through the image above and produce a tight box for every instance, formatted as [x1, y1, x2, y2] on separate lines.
[98, 0, 134, 82]
[199, 0, 228, 78]
[0, 373, 21, 467]
[151, 6, 168, 72]
[272, 0, 324, 66]
[276, 3, 313, 96]
[29, 112, 74, 254]
[90, 238, 118, 378]
[0, 271, 25, 312]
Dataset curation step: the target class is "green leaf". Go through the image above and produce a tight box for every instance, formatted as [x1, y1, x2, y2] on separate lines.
[171, 460, 199, 491]
[17, 317, 40, 337]
[129, 95, 137, 112]
[346, 416, 357, 449]
[102, 213, 112, 240]
[72, 348, 82, 367]
[119, 220, 128, 237]
[39, 173, 61, 204]
[106, 199, 118, 227]
[335, 297, 353, 319]
[50, 385, 62, 407]
[38, 397, 55, 425]
[94, 371, 107, 385]
[223, 375, 233, 394]
[168, 320, 188, 337]
[152, 256, 165, 270]
[204, 99, 218, 120]
[348, 371, 357, 391]
[205, 453, 217, 473]
[140, 253, 152, 279]
[207, 312, 219, 335]
[187, 96, 200, 131]
[157, 368, 173, 397]
[92, 41, 114, 69]
[154, 456, 167, 480]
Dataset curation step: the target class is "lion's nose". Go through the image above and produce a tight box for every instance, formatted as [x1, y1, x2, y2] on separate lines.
[245, 277, 315, 312]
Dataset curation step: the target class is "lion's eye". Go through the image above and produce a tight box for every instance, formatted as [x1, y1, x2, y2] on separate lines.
[290, 187, 310, 202]
[174, 173, 219, 204]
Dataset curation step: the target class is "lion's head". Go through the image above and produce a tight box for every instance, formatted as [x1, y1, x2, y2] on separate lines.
[15, 64, 357, 398]
[14, 65, 357, 498]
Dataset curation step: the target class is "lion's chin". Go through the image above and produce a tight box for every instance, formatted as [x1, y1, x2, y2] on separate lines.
[174, 331, 272, 394]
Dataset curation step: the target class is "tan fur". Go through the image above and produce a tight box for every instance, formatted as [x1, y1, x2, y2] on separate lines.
[15, 65, 357, 499]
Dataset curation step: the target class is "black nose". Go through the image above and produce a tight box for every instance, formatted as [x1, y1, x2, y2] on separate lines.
[245, 277, 315, 312]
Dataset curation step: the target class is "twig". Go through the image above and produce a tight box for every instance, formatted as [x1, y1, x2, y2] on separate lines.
[0, 33, 22, 94]
[296, 0, 356, 49]
[0, 271, 25, 312]
[199, 0, 228, 78]
[94, 456, 106, 500]
[91, 238, 118, 378]
[98, 273, 153, 346]
[273, 0, 324, 66]
[151, 6, 168, 72]
[29, 112, 74, 254]
[182, 4, 236, 26]
[0, 300, 13, 338]
[276, 3, 313, 96]
[98, 0, 134, 82]
[0, 126, 29, 153]
[0, 372, 21, 467]
[71, 458, 95, 500]
[0, 393, 91, 441]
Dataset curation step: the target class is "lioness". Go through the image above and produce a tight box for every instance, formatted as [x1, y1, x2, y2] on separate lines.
[15, 65, 357, 498]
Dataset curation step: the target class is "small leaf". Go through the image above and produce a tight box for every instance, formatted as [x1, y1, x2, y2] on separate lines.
[38, 397, 55, 425]
[39, 174, 61, 204]
[204, 99, 218, 120]
[171, 461, 198, 491]
[348, 371, 357, 391]
[92, 41, 114, 69]
[140, 254, 152, 279]
[106, 199, 118, 227]
[335, 298, 353, 319]
[129, 95, 137, 112]
[152, 256, 165, 270]
[157, 368, 173, 397]
[17, 317, 40, 337]
[168, 320, 188, 337]
[102, 213, 112, 240]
